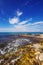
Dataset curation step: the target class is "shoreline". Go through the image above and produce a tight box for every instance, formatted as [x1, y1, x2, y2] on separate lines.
[0, 34, 43, 65]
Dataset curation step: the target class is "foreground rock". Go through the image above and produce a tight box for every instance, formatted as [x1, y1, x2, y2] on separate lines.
[0, 41, 43, 65]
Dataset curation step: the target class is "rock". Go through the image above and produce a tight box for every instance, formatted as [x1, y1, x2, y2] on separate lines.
[39, 53, 43, 61]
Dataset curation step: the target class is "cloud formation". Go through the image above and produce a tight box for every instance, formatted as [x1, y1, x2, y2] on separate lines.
[18, 18, 32, 25]
[0, 21, 43, 32]
[3, 9, 43, 32]
[17, 10, 23, 16]
[8, 15, 43, 32]
[9, 17, 19, 24]
[31, 21, 43, 25]
[14, 21, 43, 32]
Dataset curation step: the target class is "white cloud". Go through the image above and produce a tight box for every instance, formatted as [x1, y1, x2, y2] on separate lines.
[9, 10, 23, 24]
[0, 22, 43, 32]
[14, 21, 43, 32]
[17, 10, 23, 16]
[15, 25, 26, 32]
[31, 21, 43, 25]
[0, 19, 43, 32]
[0, 27, 26, 32]
[18, 18, 32, 25]
[9, 17, 19, 24]
[0, 28, 17, 32]
[25, 21, 43, 26]
[18, 20, 28, 25]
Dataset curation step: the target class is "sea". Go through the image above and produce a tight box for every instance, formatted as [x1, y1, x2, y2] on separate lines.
[0, 32, 43, 35]
[0, 32, 43, 44]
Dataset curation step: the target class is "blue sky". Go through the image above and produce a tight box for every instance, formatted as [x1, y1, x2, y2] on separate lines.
[0, 0, 43, 32]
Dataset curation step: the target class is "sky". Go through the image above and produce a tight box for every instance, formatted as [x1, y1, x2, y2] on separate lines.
[0, 0, 43, 32]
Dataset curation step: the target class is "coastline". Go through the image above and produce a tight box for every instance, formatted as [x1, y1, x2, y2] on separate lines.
[0, 33, 43, 65]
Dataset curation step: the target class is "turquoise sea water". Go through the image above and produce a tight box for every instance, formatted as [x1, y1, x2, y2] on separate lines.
[0, 32, 43, 35]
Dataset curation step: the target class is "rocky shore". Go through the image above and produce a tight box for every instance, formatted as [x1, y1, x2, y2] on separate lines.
[0, 34, 43, 65]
